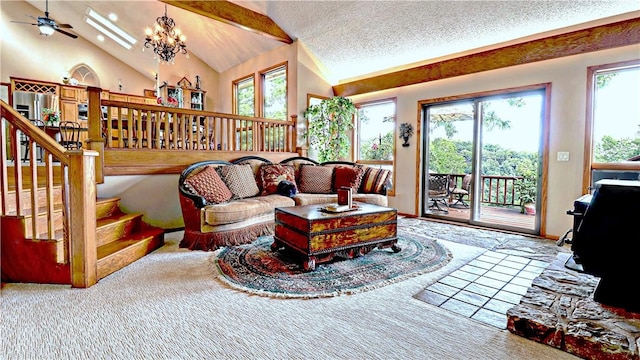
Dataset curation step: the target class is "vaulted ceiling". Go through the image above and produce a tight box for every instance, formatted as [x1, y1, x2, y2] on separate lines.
[12, 1, 640, 84]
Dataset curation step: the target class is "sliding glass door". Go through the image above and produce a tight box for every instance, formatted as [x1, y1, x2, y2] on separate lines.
[422, 88, 546, 234]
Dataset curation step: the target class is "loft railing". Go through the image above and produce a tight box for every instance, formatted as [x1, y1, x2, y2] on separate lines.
[1, 100, 98, 288]
[84, 88, 300, 179]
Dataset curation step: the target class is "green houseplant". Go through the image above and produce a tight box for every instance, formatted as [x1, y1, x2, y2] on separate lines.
[514, 168, 537, 214]
[303, 96, 356, 162]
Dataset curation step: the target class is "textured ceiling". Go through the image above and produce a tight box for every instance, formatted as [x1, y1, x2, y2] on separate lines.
[10, 1, 640, 84]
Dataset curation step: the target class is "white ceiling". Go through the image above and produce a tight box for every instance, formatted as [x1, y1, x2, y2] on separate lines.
[15, 1, 640, 84]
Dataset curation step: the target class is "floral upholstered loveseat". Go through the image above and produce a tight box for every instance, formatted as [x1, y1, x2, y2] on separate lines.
[178, 156, 391, 251]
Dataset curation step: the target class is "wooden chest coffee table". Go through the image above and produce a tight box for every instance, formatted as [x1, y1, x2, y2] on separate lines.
[272, 202, 399, 271]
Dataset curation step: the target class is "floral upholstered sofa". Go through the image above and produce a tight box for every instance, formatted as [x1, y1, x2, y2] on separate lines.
[178, 156, 391, 251]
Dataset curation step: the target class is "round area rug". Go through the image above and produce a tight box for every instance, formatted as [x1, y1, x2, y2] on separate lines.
[212, 232, 452, 298]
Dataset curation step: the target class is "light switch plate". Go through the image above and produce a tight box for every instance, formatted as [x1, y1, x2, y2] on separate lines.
[557, 151, 570, 161]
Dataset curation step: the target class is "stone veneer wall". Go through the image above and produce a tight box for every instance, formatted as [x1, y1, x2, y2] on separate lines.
[507, 253, 640, 360]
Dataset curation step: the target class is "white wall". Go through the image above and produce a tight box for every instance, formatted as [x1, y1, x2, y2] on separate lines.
[350, 44, 640, 237]
[97, 175, 183, 230]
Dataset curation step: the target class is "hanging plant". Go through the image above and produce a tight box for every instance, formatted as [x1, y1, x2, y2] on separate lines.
[303, 96, 356, 162]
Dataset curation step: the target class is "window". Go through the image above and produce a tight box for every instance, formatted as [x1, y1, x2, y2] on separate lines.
[233, 76, 255, 116]
[69, 64, 99, 86]
[260, 64, 287, 120]
[584, 60, 640, 191]
[356, 98, 396, 195]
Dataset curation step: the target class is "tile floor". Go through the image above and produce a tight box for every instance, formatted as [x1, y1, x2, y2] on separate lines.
[414, 250, 549, 329]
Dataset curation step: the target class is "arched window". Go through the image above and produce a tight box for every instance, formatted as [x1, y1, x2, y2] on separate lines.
[69, 64, 100, 87]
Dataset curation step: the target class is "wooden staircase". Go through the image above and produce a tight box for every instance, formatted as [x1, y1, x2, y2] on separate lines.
[1, 185, 164, 285]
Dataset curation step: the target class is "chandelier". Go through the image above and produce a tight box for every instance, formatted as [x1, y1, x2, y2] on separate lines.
[144, 4, 187, 63]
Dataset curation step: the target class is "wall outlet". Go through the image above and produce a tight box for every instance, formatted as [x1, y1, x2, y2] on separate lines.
[557, 151, 570, 161]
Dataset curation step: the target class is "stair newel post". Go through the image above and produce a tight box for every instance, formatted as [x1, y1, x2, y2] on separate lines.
[86, 87, 104, 184]
[67, 149, 99, 288]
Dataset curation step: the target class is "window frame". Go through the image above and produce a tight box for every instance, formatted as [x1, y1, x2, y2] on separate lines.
[582, 59, 640, 193]
[232, 74, 255, 116]
[355, 97, 397, 196]
[259, 62, 288, 120]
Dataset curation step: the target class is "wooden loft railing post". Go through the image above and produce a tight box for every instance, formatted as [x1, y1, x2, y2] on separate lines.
[290, 114, 298, 153]
[68, 150, 99, 288]
[86, 87, 104, 184]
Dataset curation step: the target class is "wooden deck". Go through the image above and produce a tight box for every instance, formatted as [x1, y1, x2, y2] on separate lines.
[427, 203, 536, 231]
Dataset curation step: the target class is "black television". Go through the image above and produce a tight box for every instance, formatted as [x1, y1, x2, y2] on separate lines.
[573, 179, 640, 312]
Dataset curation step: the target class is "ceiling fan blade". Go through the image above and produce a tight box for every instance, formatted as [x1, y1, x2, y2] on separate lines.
[10, 20, 38, 25]
[56, 23, 73, 29]
[55, 28, 78, 39]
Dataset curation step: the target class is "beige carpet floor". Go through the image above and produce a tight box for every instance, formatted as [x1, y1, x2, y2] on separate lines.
[1, 219, 578, 360]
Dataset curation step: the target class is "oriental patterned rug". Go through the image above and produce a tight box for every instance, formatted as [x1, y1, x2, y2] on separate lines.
[211, 232, 451, 298]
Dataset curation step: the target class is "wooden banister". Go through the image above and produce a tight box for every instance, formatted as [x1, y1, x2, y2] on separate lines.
[1, 99, 98, 287]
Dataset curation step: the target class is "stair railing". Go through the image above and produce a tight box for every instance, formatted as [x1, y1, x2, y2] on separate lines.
[1, 100, 99, 288]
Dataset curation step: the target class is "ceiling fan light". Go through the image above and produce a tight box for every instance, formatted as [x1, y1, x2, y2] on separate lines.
[38, 24, 55, 36]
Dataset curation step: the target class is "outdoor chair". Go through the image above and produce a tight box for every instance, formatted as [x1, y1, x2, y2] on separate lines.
[451, 174, 471, 208]
[428, 174, 450, 213]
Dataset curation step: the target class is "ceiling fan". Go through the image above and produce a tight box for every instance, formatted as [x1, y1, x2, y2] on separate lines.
[11, 0, 78, 39]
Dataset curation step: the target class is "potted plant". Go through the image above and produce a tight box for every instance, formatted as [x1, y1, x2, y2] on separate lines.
[303, 96, 356, 162]
[514, 168, 537, 214]
[42, 108, 59, 126]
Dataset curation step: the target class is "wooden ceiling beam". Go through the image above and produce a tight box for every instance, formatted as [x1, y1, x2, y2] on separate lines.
[160, 0, 292, 44]
[333, 17, 640, 97]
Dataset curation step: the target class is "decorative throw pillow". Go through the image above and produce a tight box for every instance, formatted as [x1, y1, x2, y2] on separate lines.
[360, 167, 391, 194]
[184, 166, 233, 204]
[217, 164, 260, 199]
[298, 165, 333, 194]
[333, 166, 365, 192]
[260, 164, 296, 195]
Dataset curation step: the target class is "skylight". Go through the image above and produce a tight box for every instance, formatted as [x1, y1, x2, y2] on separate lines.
[85, 7, 136, 50]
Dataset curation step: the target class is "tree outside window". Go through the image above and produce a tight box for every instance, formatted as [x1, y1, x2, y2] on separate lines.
[592, 66, 640, 163]
[234, 76, 254, 117]
[356, 99, 396, 194]
[232, 76, 255, 150]
[262, 65, 287, 120]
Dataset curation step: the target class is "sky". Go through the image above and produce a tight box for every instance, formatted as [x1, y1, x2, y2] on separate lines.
[593, 68, 640, 141]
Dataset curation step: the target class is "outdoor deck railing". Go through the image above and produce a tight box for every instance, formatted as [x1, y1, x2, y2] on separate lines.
[444, 173, 524, 207]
